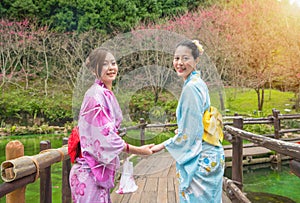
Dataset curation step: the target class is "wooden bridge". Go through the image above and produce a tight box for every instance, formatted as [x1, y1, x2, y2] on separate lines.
[1, 109, 300, 202]
[111, 151, 232, 203]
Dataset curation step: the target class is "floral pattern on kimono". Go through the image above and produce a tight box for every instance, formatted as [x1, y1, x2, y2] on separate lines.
[69, 79, 124, 203]
[164, 71, 225, 203]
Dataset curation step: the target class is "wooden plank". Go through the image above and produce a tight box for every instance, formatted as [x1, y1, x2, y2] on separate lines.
[224, 146, 272, 158]
[168, 191, 177, 203]
[148, 156, 174, 177]
[134, 156, 157, 176]
[128, 177, 146, 202]
[167, 177, 174, 192]
[140, 191, 157, 203]
[157, 178, 168, 203]
[142, 151, 173, 177]
[160, 158, 174, 177]
[168, 161, 176, 177]
[111, 151, 232, 203]
[144, 177, 158, 192]
[147, 155, 165, 177]
[110, 189, 124, 203]
[133, 158, 151, 175]
[174, 177, 179, 203]
[119, 193, 132, 203]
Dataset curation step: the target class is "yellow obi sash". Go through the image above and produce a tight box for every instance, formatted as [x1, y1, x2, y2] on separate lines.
[202, 106, 224, 146]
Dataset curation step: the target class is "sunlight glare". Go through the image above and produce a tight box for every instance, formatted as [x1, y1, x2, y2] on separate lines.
[289, 0, 300, 7]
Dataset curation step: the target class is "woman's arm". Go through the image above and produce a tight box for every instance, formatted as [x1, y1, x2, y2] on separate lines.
[123, 143, 154, 155]
[150, 143, 165, 153]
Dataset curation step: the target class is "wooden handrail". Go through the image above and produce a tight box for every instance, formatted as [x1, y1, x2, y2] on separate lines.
[1, 108, 299, 202]
[223, 177, 251, 203]
[225, 125, 300, 160]
[0, 140, 71, 202]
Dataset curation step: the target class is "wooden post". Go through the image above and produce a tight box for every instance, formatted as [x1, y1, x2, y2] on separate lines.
[62, 138, 71, 203]
[5, 140, 25, 203]
[140, 118, 146, 145]
[272, 108, 281, 139]
[40, 141, 52, 203]
[232, 116, 243, 196]
[272, 109, 282, 166]
[290, 160, 300, 178]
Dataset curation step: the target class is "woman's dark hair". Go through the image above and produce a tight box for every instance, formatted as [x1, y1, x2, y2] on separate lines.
[175, 40, 200, 59]
[85, 47, 110, 79]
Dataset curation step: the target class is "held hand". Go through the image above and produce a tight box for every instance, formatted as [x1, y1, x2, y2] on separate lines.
[139, 144, 155, 155]
[151, 143, 165, 153]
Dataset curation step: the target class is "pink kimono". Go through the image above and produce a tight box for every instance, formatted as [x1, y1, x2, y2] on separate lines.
[69, 79, 125, 203]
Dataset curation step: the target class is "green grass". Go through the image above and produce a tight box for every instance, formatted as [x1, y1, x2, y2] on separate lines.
[224, 87, 297, 116]
[0, 87, 299, 202]
[123, 128, 175, 146]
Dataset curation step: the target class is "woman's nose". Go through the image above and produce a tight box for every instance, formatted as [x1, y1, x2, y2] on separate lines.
[178, 58, 183, 64]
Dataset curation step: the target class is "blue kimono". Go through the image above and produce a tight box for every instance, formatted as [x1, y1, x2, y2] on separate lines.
[163, 71, 225, 203]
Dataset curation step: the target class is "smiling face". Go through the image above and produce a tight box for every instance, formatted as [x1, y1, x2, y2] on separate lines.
[100, 52, 118, 87]
[173, 45, 198, 80]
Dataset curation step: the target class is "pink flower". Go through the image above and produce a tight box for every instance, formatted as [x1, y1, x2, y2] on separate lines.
[70, 174, 79, 187]
[94, 140, 104, 158]
[80, 136, 87, 148]
[94, 139, 101, 148]
[75, 183, 86, 196]
[102, 126, 110, 136]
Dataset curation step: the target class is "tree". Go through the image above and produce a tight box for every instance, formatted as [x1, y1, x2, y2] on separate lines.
[224, 0, 300, 111]
[0, 0, 224, 33]
[277, 0, 300, 110]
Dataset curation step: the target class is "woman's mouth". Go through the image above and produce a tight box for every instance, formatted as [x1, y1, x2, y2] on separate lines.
[107, 72, 116, 76]
[176, 68, 186, 73]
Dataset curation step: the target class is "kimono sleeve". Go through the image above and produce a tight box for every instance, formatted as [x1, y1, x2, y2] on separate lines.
[79, 90, 125, 165]
[164, 83, 206, 165]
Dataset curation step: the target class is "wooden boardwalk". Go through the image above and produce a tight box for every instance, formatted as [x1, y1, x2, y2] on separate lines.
[224, 143, 272, 159]
[111, 151, 231, 203]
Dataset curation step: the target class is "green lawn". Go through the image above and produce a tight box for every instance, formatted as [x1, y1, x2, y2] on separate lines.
[224, 88, 297, 116]
[0, 87, 299, 202]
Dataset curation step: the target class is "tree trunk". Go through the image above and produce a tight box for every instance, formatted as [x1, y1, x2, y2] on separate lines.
[255, 88, 261, 111]
[261, 87, 265, 111]
[296, 88, 300, 111]
[154, 88, 159, 103]
[255, 87, 264, 111]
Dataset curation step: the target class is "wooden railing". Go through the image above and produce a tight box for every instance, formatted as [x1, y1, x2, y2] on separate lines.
[224, 109, 300, 139]
[223, 109, 300, 203]
[0, 109, 299, 203]
[0, 138, 71, 203]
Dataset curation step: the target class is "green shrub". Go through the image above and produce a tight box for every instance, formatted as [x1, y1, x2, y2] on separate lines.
[243, 124, 274, 135]
[0, 88, 72, 127]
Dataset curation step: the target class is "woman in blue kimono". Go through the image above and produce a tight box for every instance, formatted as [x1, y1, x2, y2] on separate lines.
[151, 39, 225, 202]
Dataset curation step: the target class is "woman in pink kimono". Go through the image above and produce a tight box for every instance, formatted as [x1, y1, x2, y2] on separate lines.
[69, 48, 153, 203]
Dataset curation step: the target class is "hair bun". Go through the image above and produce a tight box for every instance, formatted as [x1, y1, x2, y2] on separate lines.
[192, 40, 204, 55]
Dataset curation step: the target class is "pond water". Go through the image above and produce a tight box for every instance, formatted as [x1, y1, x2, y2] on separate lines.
[1, 135, 300, 203]
[225, 162, 300, 203]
